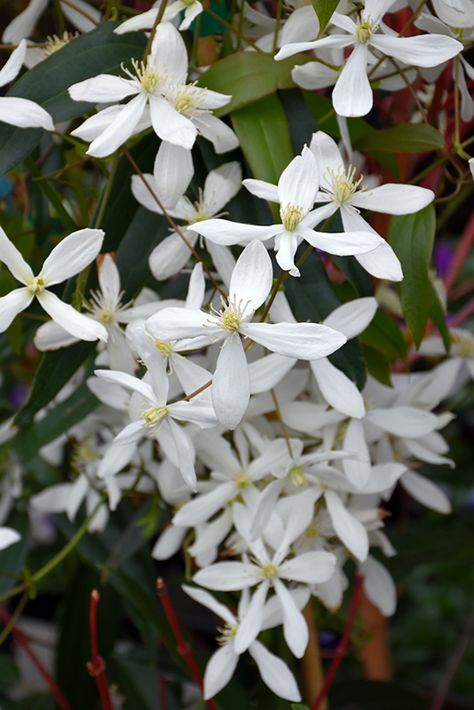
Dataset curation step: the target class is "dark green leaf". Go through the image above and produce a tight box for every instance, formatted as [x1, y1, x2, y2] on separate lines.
[0, 22, 146, 176]
[199, 51, 307, 116]
[389, 206, 436, 347]
[231, 94, 293, 187]
[0, 512, 29, 597]
[428, 281, 451, 352]
[363, 345, 392, 386]
[311, 0, 339, 33]
[0, 653, 20, 691]
[15, 342, 95, 427]
[360, 311, 407, 360]
[354, 124, 444, 154]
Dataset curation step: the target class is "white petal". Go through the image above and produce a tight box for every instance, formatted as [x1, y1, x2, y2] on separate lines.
[203, 161, 242, 214]
[193, 561, 262, 591]
[152, 525, 186, 560]
[203, 645, 239, 700]
[273, 579, 308, 658]
[149, 233, 193, 280]
[150, 95, 196, 150]
[189, 218, 279, 246]
[309, 131, 345, 188]
[180, 1, 203, 30]
[323, 297, 377, 339]
[153, 140, 194, 209]
[88, 93, 147, 158]
[360, 556, 396, 617]
[37, 291, 107, 342]
[150, 21, 189, 83]
[292, 61, 338, 91]
[243, 322, 346, 360]
[274, 232, 299, 275]
[249, 353, 296, 394]
[249, 640, 301, 702]
[207, 242, 235, 291]
[280, 5, 319, 45]
[0, 39, 27, 85]
[234, 582, 269, 653]
[278, 146, 319, 213]
[173, 483, 235, 527]
[279, 551, 337, 584]
[301, 227, 383, 255]
[97, 438, 138, 477]
[333, 44, 372, 117]
[275, 35, 354, 61]
[2, 0, 48, 44]
[229, 241, 272, 312]
[371, 33, 462, 68]
[40, 228, 104, 285]
[366, 406, 438, 437]
[311, 357, 365, 418]
[193, 114, 239, 153]
[147, 307, 213, 340]
[61, 0, 101, 32]
[68, 74, 136, 103]
[94, 369, 156, 403]
[0, 96, 54, 131]
[242, 179, 279, 203]
[350, 184, 434, 215]
[0, 527, 20, 551]
[31, 483, 72, 513]
[0, 226, 34, 283]
[212, 335, 249, 430]
[166, 418, 197, 489]
[342, 418, 371, 488]
[183, 585, 236, 626]
[325, 490, 369, 562]
[0, 287, 32, 331]
[115, 8, 158, 34]
[34, 320, 77, 350]
[400, 470, 451, 513]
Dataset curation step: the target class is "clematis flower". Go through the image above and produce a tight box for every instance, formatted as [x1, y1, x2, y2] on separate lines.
[146, 240, 347, 429]
[188, 146, 386, 277]
[132, 162, 242, 281]
[0, 39, 54, 131]
[68, 22, 235, 158]
[0, 227, 107, 342]
[115, 0, 204, 34]
[275, 0, 462, 116]
[183, 585, 305, 701]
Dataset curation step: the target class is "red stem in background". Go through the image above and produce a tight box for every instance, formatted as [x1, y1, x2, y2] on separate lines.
[0, 604, 71, 710]
[311, 574, 365, 710]
[444, 213, 474, 297]
[156, 578, 217, 710]
[86, 590, 113, 710]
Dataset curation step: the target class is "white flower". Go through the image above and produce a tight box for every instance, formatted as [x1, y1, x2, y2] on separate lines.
[308, 131, 435, 280]
[193, 501, 336, 657]
[132, 162, 242, 280]
[0, 227, 107, 341]
[69, 22, 235, 158]
[146, 240, 347, 429]
[188, 146, 386, 277]
[183, 585, 304, 701]
[115, 0, 204, 34]
[0, 39, 54, 131]
[275, 0, 462, 116]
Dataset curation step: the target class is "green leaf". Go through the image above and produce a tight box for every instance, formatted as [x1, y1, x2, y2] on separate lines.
[0, 22, 145, 176]
[15, 342, 95, 427]
[311, 0, 339, 33]
[198, 51, 307, 116]
[231, 94, 293, 187]
[0, 653, 20, 691]
[354, 124, 444, 154]
[360, 311, 407, 361]
[389, 206, 436, 347]
[0, 512, 29, 597]
[428, 280, 451, 352]
[363, 345, 392, 386]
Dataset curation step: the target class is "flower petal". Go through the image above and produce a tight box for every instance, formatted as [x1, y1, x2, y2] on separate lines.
[243, 322, 346, 360]
[0, 39, 27, 85]
[229, 241, 273, 311]
[273, 578, 308, 658]
[0, 226, 34, 283]
[278, 146, 319, 213]
[400, 470, 451, 513]
[300, 226, 383, 255]
[147, 307, 215, 340]
[203, 645, 239, 700]
[193, 113, 240, 153]
[94, 368, 156, 403]
[323, 297, 377, 339]
[332, 44, 372, 117]
[40, 228, 104, 285]
[37, 291, 107, 342]
[88, 93, 147, 158]
[350, 184, 434, 214]
[0, 96, 54, 131]
[371, 33, 462, 68]
[212, 335, 249, 430]
[325, 490, 369, 562]
[243, 179, 279, 203]
[68, 74, 137, 103]
[183, 585, 236, 626]
[150, 95, 197, 150]
[234, 582, 269, 653]
[0, 527, 20, 551]
[366, 406, 438, 437]
[279, 551, 337, 584]
[360, 556, 396, 617]
[0, 288, 32, 332]
[188, 218, 279, 246]
[193, 561, 262, 591]
[311, 357, 365, 418]
[249, 640, 301, 702]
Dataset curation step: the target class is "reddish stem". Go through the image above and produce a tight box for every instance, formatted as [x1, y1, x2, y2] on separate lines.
[444, 213, 474, 297]
[0, 605, 71, 710]
[311, 574, 365, 710]
[86, 590, 113, 710]
[156, 578, 217, 710]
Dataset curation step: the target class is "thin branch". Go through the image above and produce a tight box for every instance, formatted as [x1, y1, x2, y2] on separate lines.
[430, 610, 474, 710]
[86, 590, 113, 710]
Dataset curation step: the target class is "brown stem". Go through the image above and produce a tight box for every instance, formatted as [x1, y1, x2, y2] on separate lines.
[302, 602, 327, 709]
[358, 593, 393, 681]
[86, 590, 113, 710]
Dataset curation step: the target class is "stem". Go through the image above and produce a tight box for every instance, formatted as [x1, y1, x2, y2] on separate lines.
[86, 590, 113, 710]
[61, 0, 99, 26]
[144, 0, 169, 59]
[312, 574, 365, 710]
[430, 610, 474, 710]
[122, 147, 226, 298]
[272, 0, 283, 54]
[270, 389, 293, 456]
[0, 591, 29, 646]
[0, 605, 71, 710]
[156, 578, 217, 710]
[301, 601, 327, 708]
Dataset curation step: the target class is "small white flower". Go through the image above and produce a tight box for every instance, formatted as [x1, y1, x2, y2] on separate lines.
[115, 0, 204, 35]
[0, 227, 107, 342]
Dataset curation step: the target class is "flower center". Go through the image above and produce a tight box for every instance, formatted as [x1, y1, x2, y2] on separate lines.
[142, 405, 168, 427]
[28, 276, 47, 295]
[234, 472, 250, 490]
[331, 165, 364, 205]
[217, 624, 238, 645]
[355, 17, 377, 44]
[154, 339, 174, 357]
[97, 309, 114, 324]
[289, 465, 306, 487]
[453, 335, 474, 357]
[128, 59, 162, 94]
[305, 523, 319, 538]
[71, 441, 97, 472]
[44, 32, 76, 56]
[282, 204, 303, 232]
[260, 562, 278, 580]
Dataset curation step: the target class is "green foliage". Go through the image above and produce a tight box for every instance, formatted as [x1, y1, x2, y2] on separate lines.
[354, 124, 444, 154]
[311, 0, 339, 33]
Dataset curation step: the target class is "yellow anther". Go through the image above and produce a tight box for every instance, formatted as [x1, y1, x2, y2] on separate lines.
[331, 165, 364, 205]
[155, 339, 174, 357]
[282, 205, 303, 232]
[260, 563, 278, 579]
[356, 18, 376, 44]
[289, 465, 306, 487]
[27, 276, 47, 295]
[234, 473, 250, 490]
[142, 405, 168, 427]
